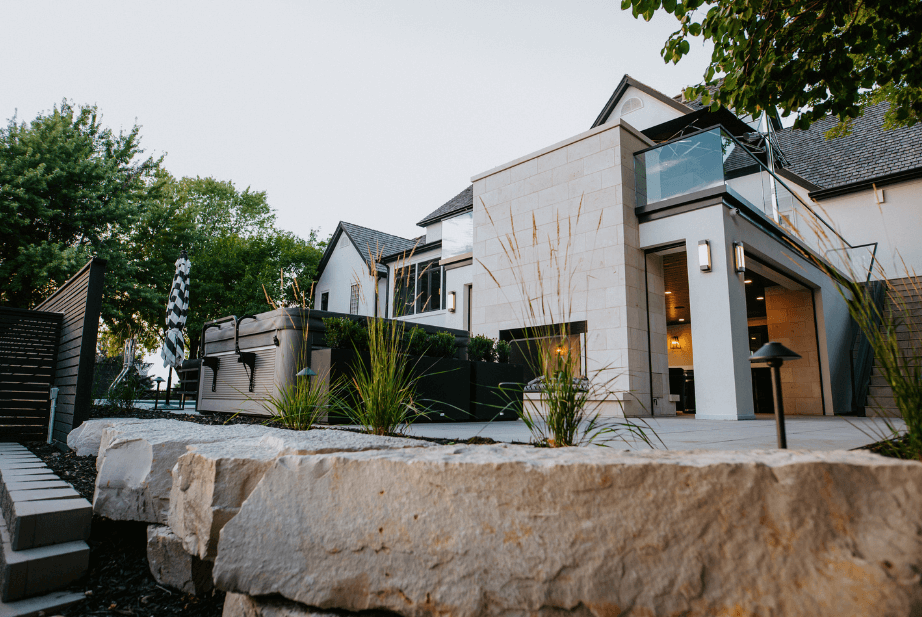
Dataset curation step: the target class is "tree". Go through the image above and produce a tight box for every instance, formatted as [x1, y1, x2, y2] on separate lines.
[622, 0, 922, 131]
[0, 101, 162, 308]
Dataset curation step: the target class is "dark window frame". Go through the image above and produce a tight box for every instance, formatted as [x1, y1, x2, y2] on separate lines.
[320, 292, 329, 311]
[349, 284, 360, 314]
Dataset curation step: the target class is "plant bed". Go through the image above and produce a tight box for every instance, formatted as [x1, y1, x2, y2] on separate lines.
[310, 347, 370, 424]
[470, 361, 525, 421]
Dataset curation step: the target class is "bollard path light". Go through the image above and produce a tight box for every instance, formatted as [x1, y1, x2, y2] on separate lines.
[153, 376, 165, 410]
[296, 367, 317, 378]
[750, 341, 802, 449]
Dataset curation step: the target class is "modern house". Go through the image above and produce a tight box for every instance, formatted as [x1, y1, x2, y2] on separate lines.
[314, 74, 922, 419]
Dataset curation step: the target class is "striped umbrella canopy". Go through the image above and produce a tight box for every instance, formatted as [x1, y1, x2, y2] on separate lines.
[161, 250, 191, 369]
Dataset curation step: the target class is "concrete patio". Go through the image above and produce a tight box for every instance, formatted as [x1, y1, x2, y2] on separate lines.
[404, 415, 905, 451]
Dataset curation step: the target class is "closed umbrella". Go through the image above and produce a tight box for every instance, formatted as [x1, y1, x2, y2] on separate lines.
[161, 250, 191, 402]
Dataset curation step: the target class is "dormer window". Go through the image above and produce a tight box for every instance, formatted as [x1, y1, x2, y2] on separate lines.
[621, 97, 643, 116]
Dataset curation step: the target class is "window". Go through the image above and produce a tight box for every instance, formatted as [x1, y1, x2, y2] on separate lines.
[349, 284, 360, 314]
[320, 292, 329, 311]
[416, 260, 441, 313]
[394, 265, 416, 316]
[441, 212, 473, 260]
[621, 97, 643, 115]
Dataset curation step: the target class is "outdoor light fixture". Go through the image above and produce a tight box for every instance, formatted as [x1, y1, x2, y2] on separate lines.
[665, 291, 672, 295]
[750, 341, 802, 449]
[296, 367, 317, 378]
[679, 318, 685, 322]
[757, 296, 765, 301]
[670, 336, 681, 349]
[734, 242, 746, 273]
[448, 291, 456, 313]
[745, 279, 752, 284]
[698, 240, 711, 272]
[153, 376, 165, 410]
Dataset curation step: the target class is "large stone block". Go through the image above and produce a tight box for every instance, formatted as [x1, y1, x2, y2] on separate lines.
[222, 593, 347, 617]
[66, 418, 148, 457]
[214, 447, 922, 617]
[169, 430, 430, 561]
[93, 420, 274, 523]
[146, 525, 213, 596]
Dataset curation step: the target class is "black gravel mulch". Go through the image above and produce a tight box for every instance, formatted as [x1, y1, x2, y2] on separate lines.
[23, 441, 225, 617]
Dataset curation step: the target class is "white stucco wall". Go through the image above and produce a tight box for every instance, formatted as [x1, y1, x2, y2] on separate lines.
[814, 177, 922, 278]
[471, 121, 655, 416]
[603, 86, 687, 132]
[314, 233, 381, 316]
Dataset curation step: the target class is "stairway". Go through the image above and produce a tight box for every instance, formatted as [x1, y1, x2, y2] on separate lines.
[0, 443, 89, 616]
[866, 276, 922, 418]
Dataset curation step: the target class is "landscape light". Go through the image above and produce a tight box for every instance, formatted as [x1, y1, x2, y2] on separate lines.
[698, 240, 711, 272]
[750, 341, 802, 449]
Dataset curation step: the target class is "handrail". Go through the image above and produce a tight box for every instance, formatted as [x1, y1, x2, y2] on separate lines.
[849, 279, 886, 415]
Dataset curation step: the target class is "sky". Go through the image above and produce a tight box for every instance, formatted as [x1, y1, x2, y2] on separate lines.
[1, 1, 713, 379]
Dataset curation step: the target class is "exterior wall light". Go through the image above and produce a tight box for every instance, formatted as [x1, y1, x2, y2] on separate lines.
[734, 242, 746, 273]
[670, 336, 681, 349]
[448, 291, 456, 313]
[698, 240, 711, 272]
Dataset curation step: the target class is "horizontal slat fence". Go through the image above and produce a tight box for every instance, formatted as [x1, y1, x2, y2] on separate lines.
[0, 308, 63, 441]
[34, 257, 107, 445]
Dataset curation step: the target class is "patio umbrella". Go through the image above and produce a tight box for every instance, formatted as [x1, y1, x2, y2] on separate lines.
[161, 250, 191, 370]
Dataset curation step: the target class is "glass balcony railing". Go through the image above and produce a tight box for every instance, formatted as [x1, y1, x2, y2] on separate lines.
[633, 126, 877, 281]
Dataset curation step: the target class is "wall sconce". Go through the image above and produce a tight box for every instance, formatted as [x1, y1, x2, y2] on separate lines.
[555, 345, 565, 356]
[734, 242, 746, 273]
[698, 240, 711, 272]
[670, 336, 681, 350]
[448, 291, 456, 313]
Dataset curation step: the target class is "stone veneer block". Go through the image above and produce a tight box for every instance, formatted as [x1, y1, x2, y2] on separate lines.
[146, 525, 213, 596]
[0, 589, 86, 617]
[0, 517, 88, 603]
[93, 420, 277, 524]
[0, 471, 53, 482]
[223, 593, 346, 617]
[5, 498, 91, 552]
[0, 486, 78, 517]
[169, 429, 432, 561]
[214, 446, 922, 617]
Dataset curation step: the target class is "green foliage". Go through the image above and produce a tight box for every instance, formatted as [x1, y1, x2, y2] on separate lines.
[404, 326, 431, 357]
[467, 335, 497, 363]
[338, 317, 423, 435]
[104, 367, 151, 415]
[262, 369, 341, 431]
[322, 317, 368, 351]
[427, 331, 458, 359]
[621, 0, 922, 130]
[495, 339, 512, 363]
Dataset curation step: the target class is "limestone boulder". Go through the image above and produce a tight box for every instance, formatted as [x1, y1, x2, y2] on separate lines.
[214, 446, 922, 617]
[146, 524, 213, 595]
[94, 420, 274, 523]
[169, 429, 430, 560]
[67, 418, 148, 457]
[223, 593, 351, 617]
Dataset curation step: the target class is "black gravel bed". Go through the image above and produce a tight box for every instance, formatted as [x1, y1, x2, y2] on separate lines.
[23, 441, 225, 616]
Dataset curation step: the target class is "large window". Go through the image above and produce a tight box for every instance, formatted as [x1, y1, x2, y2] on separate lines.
[393, 260, 442, 317]
[441, 212, 473, 260]
[320, 292, 329, 311]
[349, 284, 359, 314]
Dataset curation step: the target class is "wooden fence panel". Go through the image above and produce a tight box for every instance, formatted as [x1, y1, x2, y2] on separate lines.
[0, 308, 63, 441]
[34, 257, 107, 445]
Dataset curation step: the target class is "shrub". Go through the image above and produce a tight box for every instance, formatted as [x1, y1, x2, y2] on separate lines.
[405, 326, 431, 357]
[495, 339, 512, 363]
[323, 317, 368, 351]
[428, 331, 458, 358]
[262, 369, 342, 430]
[468, 335, 496, 363]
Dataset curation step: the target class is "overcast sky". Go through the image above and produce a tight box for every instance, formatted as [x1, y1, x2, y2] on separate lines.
[1, 0, 713, 243]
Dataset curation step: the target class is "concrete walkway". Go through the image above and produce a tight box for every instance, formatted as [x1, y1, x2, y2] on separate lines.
[403, 414, 906, 451]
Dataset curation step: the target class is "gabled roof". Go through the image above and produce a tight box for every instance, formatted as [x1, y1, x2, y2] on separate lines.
[316, 221, 417, 278]
[416, 185, 473, 227]
[591, 74, 692, 129]
[775, 102, 922, 191]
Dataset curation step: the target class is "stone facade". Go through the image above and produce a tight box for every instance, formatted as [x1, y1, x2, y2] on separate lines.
[471, 123, 659, 416]
[766, 286, 824, 414]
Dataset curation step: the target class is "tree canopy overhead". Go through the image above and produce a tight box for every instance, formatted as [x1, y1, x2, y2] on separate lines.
[622, 0, 922, 131]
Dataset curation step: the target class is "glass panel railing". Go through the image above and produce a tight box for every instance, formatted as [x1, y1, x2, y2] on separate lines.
[633, 126, 877, 281]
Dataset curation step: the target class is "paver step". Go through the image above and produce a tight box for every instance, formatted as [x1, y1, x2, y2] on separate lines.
[0, 454, 91, 552]
[0, 517, 88, 603]
[0, 589, 85, 617]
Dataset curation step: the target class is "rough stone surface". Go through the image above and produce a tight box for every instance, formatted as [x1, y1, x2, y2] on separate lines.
[222, 593, 347, 617]
[214, 446, 922, 617]
[146, 524, 213, 596]
[66, 418, 148, 457]
[169, 429, 430, 560]
[93, 420, 275, 523]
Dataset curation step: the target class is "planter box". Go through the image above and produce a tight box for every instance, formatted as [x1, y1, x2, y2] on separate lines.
[310, 347, 370, 424]
[471, 362, 525, 422]
[412, 357, 472, 423]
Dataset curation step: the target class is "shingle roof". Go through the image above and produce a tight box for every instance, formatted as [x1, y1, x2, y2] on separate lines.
[775, 102, 922, 190]
[416, 186, 473, 227]
[339, 222, 417, 273]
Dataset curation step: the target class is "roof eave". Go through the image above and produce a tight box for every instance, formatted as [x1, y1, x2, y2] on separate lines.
[416, 204, 474, 228]
[591, 75, 693, 129]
